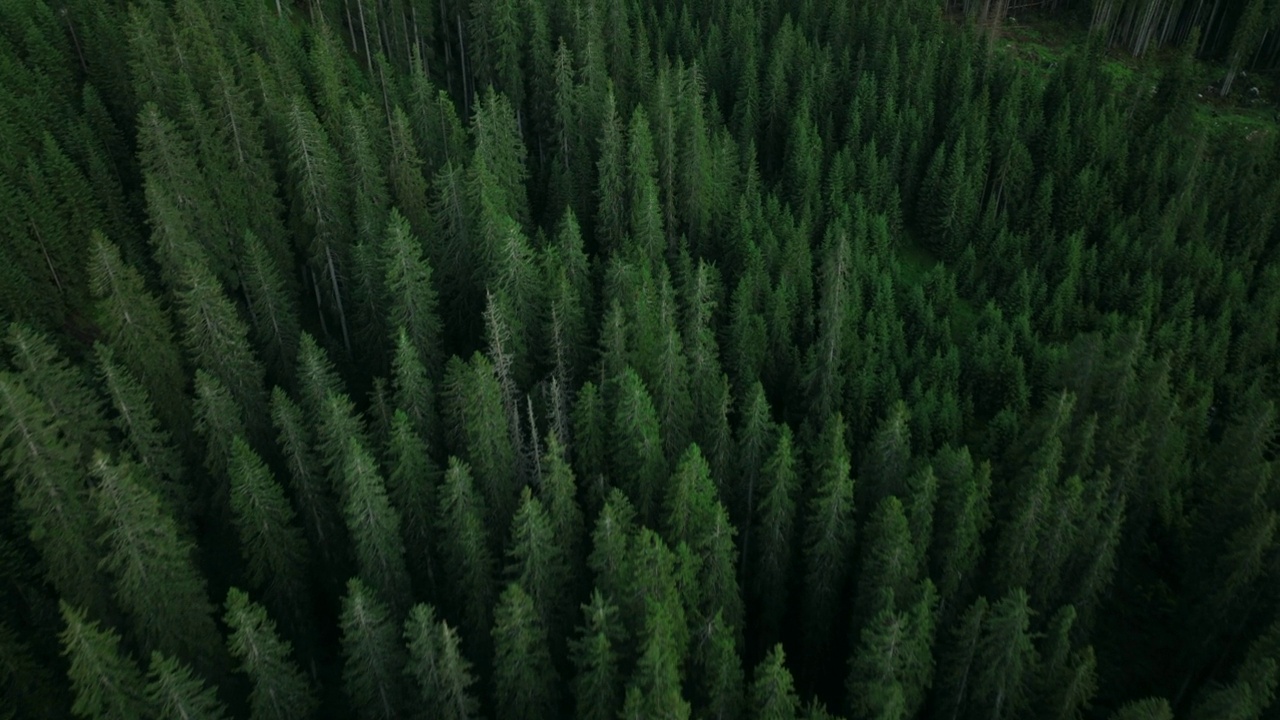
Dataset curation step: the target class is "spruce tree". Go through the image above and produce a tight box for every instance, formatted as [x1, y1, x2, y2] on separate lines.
[0, 372, 108, 616]
[94, 344, 186, 515]
[386, 409, 438, 594]
[802, 413, 857, 667]
[239, 229, 301, 380]
[491, 582, 558, 720]
[87, 231, 187, 435]
[342, 436, 411, 613]
[506, 486, 570, 641]
[570, 590, 626, 720]
[750, 645, 802, 720]
[436, 457, 496, 655]
[403, 603, 482, 720]
[753, 424, 802, 643]
[59, 601, 152, 720]
[610, 366, 666, 524]
[91, 451, 221, 673]
[228, 436, 310, 622]
[223, 588, 318, 720]
[383, 208, 442, 370]
[269, 386, 343, 572]
[176, 258, 267, 430]
[340, 577, 407, 720]
[144, 651, 230, 720]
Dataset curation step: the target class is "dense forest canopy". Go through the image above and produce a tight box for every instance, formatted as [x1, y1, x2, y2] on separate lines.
[2, 0, 1280, 719]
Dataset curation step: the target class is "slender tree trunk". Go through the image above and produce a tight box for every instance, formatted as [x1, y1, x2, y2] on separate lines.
[457, 13, 471, 120]
[325, 247, 352, 355]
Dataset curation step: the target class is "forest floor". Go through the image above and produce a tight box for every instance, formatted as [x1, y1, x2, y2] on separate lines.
[996, 12, 1279, 141]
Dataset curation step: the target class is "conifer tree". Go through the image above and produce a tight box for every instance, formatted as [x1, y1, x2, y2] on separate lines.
[627, 105, 665, 268]
[506, 486, 570, 639]
[383, 208, 442, 370]
[852, 496, 919, 632]
[240, 229, 301, 380]
[750, 645, 802, 720]
[491, 582, 558, 720]
[391, 327, 436, 442]
[386, 105, 434, 239]
[0, 372, 107, 616]
[386, 409, 438, 592]
[443, 353, 518, 531]
[144, 651, 230, 720]
[403, 603, 481, 720]
[621, 599, 692, 720]
[572, 381, 610, 512]
[754, 424, 802, 642]
[228, 436, 310, 622]
[193, 370, 247, 498]
[541, 432, 585, 589]
[94, 344, 186, 515]
[88, 231, 187, 435]
[595, 87, 627, 256]
[91, 451, 221, 673]
[736, 382, 775, 579]
[340, 577, 407, 720]
[269, 386, 343, 572]
[974, 589, 1037, 720]
[436, 457, 496, 654]
[570, 590, 626, 720]
[802, 413, 857, 666]
[846, 582, 937, 720]
[930, 446, 992, 608]
[5, 323, 108, 452]
[342, 436, 411, 612]
[224, 588, 318, 720]
[700, 609, 746, 720]
[59, 601, 152, 720]
[177, 258, 267, 429]
[610, 366, 666, 524]
[285, 98, 352, 354]
[588, 489, 640, 612]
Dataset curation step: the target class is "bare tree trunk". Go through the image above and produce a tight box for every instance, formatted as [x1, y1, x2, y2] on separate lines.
[457, 13, 471, 120]
[325, 247, 352, 355]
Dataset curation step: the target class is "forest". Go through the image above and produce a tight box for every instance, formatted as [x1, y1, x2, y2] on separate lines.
[2, 0, 1280, 718]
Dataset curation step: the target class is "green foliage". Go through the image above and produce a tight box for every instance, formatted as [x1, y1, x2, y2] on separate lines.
[224, 588, 318, 720]
[340, 577, 407, 720]
[59, 601, 152, 720]
[228, 436, 309, 621]
[144, 652, 230, 720]
[7, 4, 1280, 719]
[91, 452, 221, 672]
[491, 582, 557, 720]
[571, 590, 626, 720]
[403, 603, 481, 720]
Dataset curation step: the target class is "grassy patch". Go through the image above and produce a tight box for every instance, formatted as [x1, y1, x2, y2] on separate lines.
[994, 12, 1278, 141]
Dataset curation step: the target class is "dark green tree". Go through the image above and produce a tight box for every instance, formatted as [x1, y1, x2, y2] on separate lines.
[228, 436, 310, 622]
[802, 413, 857, 666]
[750, 645, 802, 720]
[59, 601, 152, 720]
[436, 457, 496, 653]
[223, 588, 318, 720]
[570, 590, 627, 720]
[340, 577, 408, 720]
[342, 436, 411, 612]
[87, 231, 187, 436]
[403, 603, 482, 720]
[144, 651, 230, 720]
[753, 424, 802, 643]
[491, 582, 558, 720]
[91, 451, 221, 673]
